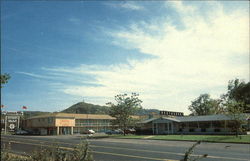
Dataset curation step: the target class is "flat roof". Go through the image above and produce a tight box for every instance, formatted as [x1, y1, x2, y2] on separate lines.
[26, 113, 140, 120]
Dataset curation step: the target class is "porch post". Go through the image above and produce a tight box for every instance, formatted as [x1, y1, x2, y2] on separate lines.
[57, 126, 59, 135]
[71, 126, 73, 135]
[152, 122, 154, 134]
[224, 120, 227, 132]
[156, 123, 158, 134]
[171, 122, 174, 134]
[167, 123, 169, 134]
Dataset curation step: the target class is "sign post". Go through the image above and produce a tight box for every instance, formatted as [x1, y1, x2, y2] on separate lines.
[3, 111, 23, 134]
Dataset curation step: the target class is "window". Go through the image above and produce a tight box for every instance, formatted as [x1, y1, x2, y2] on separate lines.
[48, 117, 53, 123]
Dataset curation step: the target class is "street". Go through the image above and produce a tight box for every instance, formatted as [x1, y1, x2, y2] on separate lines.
[1, 135, 250, 161]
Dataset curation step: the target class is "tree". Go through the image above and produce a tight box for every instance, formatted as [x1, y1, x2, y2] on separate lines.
[107, 93, 142, 135]
[1, 73, 11, 88]
[225, 99, 246, 137]
[188, 94, 222, 116]
[226, 79, 250, 113]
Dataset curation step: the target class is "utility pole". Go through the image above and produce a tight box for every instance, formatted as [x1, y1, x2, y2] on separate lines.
[5, 115, 7, 134]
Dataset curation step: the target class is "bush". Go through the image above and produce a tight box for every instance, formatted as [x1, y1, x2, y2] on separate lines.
[1, 140, 93, 161]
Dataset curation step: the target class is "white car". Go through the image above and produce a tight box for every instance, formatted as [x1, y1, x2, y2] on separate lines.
[88, 129, 95, 134]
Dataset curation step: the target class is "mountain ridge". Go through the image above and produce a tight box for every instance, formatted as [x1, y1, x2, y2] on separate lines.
[61, 101, 160, 115]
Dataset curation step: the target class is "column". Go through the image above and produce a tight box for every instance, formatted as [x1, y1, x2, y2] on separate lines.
[171, 122, 174, 134]
[167, 123, 169, 134]
[152, 122, 154, 135]
[57, 126, 59, 135]
[224, 120, 227, 132]
[156, 123, 158, 134]
[71, 126, 73, 135]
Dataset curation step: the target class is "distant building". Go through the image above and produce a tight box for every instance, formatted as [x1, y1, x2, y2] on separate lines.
[139, 113, 250, 135]
[23, 113, 140, 135]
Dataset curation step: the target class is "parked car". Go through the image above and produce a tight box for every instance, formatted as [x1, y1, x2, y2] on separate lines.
[26, 129, 40, 135]
[105, 129, 124, 135]
[124, 128, 136, 134]
[14, 129, 29, 135]
[83, 129, 95, 134]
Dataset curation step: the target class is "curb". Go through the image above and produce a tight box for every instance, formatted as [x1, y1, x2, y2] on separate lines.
[111, 137, 250, 144]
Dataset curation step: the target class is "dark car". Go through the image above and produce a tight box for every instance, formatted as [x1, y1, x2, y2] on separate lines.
[105, 129, 124, 135]
[124, 128, 136, 134]
[14, 129, 29, 135]
[26, 129, 40, 135]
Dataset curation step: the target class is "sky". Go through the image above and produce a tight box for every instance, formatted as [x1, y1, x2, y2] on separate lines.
[1, 1, 249, 114]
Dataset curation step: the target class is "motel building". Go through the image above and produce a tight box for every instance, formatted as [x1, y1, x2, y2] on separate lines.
[23, 113, 116, 135]
[139, 111, 250, 135]
[20, 111, 250, 135]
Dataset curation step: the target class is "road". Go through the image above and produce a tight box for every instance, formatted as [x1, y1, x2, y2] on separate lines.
[1, 135, 250, 161]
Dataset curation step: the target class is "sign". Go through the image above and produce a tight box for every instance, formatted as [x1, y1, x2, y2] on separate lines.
[9, 124, 15, 129]
[3, 111, 23, 134]
[3, 111, 23, 116]
[56, 119, 74, 126]
[159, 111, 184, 116]
[5, 115, 20, 132]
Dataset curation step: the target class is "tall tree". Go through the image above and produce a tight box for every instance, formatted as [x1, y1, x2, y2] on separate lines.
[1, 73, 11, 88]
[225, 99, 246, 137]
[188, 94, 222, 116]
[226, 79, 250, 113]
[107, 93, 142, 135]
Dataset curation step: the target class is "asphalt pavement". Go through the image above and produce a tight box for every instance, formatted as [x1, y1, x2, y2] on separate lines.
[1, 134, 250, 161]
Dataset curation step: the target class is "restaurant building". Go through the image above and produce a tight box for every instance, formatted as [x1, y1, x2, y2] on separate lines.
[139, 112, 250, 135]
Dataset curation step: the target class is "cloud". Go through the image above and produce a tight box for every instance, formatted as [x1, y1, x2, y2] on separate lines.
[34, 2, 249, 114]
[106, 2, 144, 11]
[16, 72, 52, 79]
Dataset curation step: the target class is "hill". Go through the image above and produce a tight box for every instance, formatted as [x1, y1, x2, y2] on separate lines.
[61, 101, 160, 115]
[61, 102, 110, 114]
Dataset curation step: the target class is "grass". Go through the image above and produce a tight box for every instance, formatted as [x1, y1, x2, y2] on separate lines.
[114, 134, 250, 143]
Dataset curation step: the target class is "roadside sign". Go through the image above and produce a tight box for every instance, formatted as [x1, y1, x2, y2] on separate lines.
[9, 124, 15, 129]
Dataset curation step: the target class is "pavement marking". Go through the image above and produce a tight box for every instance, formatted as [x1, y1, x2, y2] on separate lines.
[1, 140, 177, 161]
[2, 136, 184, 155]
[92, 151, 178, 161]
[2, 136, 250, 161]
[143, 136, 154, 139]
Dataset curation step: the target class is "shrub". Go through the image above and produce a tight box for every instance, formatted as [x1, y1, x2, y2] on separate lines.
[1, 140, 93, 161]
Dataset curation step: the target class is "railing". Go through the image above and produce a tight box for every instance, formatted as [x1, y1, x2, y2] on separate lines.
[75, 123, 111, 127]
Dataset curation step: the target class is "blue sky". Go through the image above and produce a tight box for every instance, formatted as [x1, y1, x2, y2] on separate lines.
[1, 1, 249, 114]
